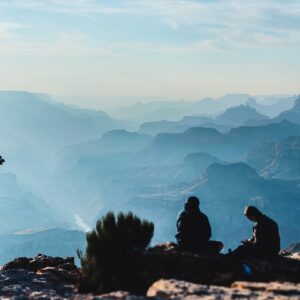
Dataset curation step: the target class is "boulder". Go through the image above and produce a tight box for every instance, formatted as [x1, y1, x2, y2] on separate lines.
[2, 253, 76, 271]
[0, 253, 81, 298]
[282, 242, 300, 255]
[147, 279, 300, 299]
[0, 269, 76, 298]
[137, 243, 300, 290]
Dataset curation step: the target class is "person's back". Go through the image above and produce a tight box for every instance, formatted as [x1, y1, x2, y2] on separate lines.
[253, 214, 280, 256]
[176, 208, 211, 251]
[176, 196, 223, 254]
[231, 206, 281, 259]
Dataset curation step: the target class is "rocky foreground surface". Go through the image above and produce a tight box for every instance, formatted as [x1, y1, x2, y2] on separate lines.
[0, 244, 300, 299]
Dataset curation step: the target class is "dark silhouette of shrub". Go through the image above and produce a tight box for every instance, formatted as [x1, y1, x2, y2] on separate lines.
[0, 156, 4, 165]
[78, 211, 154, 294]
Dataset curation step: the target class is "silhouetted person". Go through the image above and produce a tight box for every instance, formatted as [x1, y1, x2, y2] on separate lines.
[176, 196, 223, 255]
[231, 206, 280, 259]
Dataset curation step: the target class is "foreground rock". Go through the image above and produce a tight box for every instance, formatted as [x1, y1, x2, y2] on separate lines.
[138, 243, 300, 290]
[282, 242, 300, 257]
[0, 254, 80, 298]
[0, 269, 76, 299]
[2, 245, 300, 298]
[148, 279, 300, 299]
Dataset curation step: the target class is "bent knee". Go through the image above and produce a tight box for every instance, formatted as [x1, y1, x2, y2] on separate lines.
[217, 241, 224, 251]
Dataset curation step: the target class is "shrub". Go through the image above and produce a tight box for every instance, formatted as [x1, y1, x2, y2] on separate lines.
[78, 211, 154, 293]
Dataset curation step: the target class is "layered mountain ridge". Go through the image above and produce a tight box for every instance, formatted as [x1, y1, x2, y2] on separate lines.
[1, 91, 300, 266]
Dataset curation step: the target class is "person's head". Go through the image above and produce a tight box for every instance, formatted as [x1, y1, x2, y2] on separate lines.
[244, 206, 262, 222]
[184, 196, 200, 212]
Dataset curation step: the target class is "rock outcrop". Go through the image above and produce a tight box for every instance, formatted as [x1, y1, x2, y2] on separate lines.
[282, 242, 300, 255]
[0, 254, 80, 298]
[2, 245, 300, 298]
[138, 243, 300, 289]
[147, 279, 300, 299]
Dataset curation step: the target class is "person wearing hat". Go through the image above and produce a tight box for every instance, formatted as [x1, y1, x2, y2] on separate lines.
[231, 206, 280, 259]
[175, 196, 223, 254]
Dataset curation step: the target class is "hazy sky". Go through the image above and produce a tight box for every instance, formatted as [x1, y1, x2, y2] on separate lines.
[0, 0, 300, 100]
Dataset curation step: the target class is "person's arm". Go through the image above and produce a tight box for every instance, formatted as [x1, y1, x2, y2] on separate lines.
[203, 214, 212, 241]
[252, 224, 261, 247]
[176, 212, 187, 238]
[241, 227, 255, 245]
[248, 234, 255, 243]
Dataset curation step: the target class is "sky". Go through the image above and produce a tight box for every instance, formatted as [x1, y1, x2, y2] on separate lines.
[0, 0, 300, 103]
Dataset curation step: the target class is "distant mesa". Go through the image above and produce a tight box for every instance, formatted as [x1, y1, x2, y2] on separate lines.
[150, 119, 300, 161]
[246, 95, 297, 118]
[181, 152, 224, 181]
[228, 119, 300, 144]
[139, 104, 269, 135]
[116, 93, 253, 123]
[102, 129, 150, 141]
[246, 135, 300, 180]
[63, 129, 153, 158]
[275, 95, 300, 124]
[204, 162, 260, 181]
[213, 104, 268, 126]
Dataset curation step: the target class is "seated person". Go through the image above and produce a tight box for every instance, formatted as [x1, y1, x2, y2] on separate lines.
[175, 196, 223, 255]
[231, 206, 280, 259]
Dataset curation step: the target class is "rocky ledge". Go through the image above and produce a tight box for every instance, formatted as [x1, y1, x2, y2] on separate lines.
[0, 254, 80, 298]
[138, 243, 300, 288]
[1, 244, 300, 299]
[147, 279, 300, 299]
